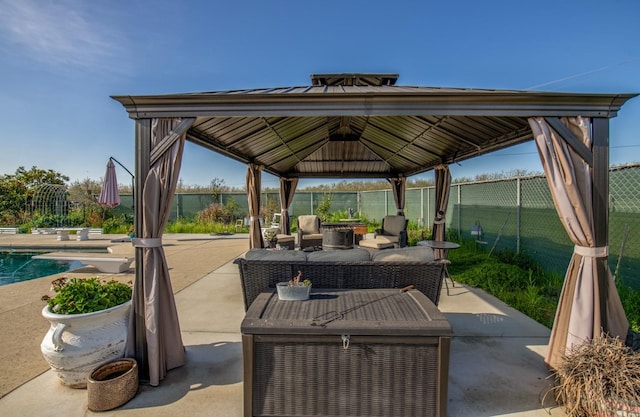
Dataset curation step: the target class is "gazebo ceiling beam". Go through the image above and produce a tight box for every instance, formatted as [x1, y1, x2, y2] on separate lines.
[444, 128, 533, 164]
[396, 116, 467, 160]
[186, 130, 252, 166]
[279, 171, 405, 179]
[257, 117, 303, 164]
[360, 123, 431, 167]
[414, 116, 481, 150]
[544, 116, 593, 166]
[251, 121, 329, 164]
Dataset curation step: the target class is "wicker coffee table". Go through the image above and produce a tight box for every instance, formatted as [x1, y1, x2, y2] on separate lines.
[241, 288, 452, 417]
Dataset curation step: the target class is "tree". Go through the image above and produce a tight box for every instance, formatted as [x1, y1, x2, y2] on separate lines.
[68, 178, 102, 204]
[67, 178, 105, 227]
[0, 166, 69, 225]
[0, 176, 28, 224]
[315, 192, 333, 222]
[210, 177, 230, 202]
[14, 166, 68, 186]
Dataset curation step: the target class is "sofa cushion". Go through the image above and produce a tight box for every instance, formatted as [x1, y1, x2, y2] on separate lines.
[306, 248, 371, 262]
[244, 249, 307, 261]
[372, 246, 435, 262]
[382, 215, 406, 235]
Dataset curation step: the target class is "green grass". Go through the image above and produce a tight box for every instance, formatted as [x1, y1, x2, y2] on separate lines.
[447, 237, 640, 332]
[616, 283, 640, 332]
[164, 219, 240, 234]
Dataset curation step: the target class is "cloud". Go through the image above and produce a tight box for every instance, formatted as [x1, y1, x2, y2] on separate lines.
[0, 0, 130, 75]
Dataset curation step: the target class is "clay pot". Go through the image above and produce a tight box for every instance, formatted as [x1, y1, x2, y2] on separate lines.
[87, 358, 138, 411]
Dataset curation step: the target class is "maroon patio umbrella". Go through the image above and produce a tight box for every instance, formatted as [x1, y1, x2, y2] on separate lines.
[98, 159, 121, 208]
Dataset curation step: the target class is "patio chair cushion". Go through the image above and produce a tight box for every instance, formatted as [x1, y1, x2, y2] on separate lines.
[301, 233, 323, 241]
[374, 235, 398, 244]
[244, 249, 307, 261]
[382, 215, 407, 236]
[275, 234, 294, 243]
[298, 215, 320, 234]
[359, 239, 395, 250]
[306, 248, 371, 262]
[372, 246, 435, 263]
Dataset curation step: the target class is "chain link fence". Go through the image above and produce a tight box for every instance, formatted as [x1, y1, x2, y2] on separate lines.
[115, 163, 640, 288]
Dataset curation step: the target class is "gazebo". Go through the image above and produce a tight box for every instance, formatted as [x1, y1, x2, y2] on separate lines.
[112, 73, 637, 385]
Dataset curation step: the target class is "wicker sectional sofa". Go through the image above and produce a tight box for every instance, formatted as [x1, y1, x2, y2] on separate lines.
[234, 246, 445, 311]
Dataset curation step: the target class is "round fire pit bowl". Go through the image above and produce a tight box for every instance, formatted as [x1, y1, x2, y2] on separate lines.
[322, 228, 354, 250]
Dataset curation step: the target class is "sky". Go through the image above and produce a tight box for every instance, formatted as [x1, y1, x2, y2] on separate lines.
[1, 0, 639, 191]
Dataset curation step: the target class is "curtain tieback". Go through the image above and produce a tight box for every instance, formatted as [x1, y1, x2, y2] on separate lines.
[433, 219, 445, 224]
[574, 245, 608, 257]
[132, 238, 163, 248]
[249, 216, 259, 221]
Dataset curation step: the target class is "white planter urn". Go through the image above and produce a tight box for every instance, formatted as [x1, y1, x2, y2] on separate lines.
[40, 300, 131, 388]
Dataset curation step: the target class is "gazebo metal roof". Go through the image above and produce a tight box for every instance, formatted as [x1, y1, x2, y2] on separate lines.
[112, 73, 637, 179]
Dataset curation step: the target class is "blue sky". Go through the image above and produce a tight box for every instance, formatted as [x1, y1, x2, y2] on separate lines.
[1, 0, 639, 190]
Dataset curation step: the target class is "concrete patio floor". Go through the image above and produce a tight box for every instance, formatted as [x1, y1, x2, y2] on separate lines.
[0, 233, 567, 416]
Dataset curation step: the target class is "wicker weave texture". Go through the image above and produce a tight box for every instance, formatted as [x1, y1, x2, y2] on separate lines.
[253, 340, 440, 417]
[87, 358, 138, 412]
[234, 259, 445, 311]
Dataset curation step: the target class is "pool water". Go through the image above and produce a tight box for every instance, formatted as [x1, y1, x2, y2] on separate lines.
[0, 252, 83, 286]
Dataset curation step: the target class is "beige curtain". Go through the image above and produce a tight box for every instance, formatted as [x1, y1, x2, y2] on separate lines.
[127, 118, 190, 386]
[279, 177, 298, 235]
[529, 116, 628, 369]
[388, 177, 406, 216]
[431, 165, 451, 258]
[247, 163, 263, 249]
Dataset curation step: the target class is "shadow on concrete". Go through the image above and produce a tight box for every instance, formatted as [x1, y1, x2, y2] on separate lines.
[444, 311, 558, 416]
[122, 341, 243, 410]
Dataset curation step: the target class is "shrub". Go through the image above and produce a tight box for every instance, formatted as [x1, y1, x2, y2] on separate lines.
[407, 228, 431, 246]
[196, 203, 232, 224]
[102, 214, 133, 234]
[315, 193, 333, 222]
[30, 214, 68, 228]
[43, 277, 132, 315]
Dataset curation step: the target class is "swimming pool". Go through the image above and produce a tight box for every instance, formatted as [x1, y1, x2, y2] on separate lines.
[0, 251, 84, 286]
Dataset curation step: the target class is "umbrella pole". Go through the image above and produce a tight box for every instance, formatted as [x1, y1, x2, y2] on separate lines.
[109, 157, 135, 210]
[109, 156, 136, 208]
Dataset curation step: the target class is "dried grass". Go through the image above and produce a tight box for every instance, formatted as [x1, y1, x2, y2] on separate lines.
[550, 332, 640, 417]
